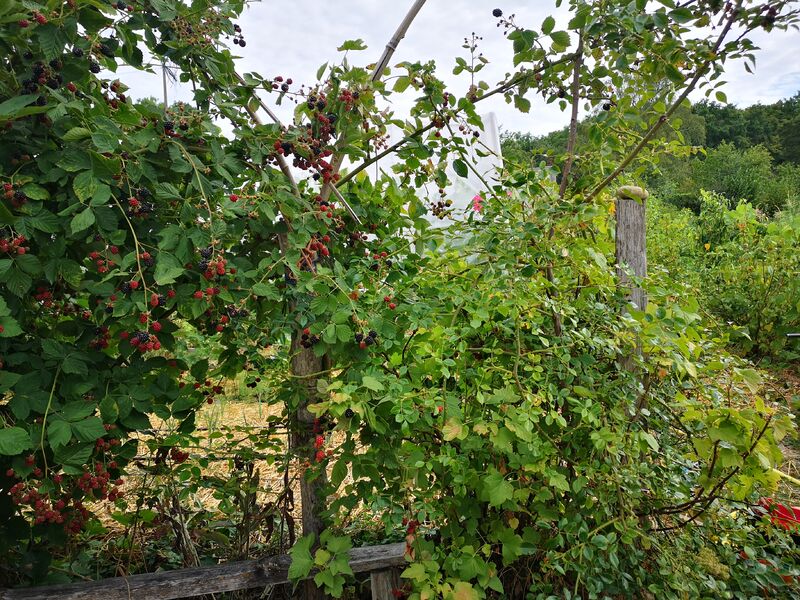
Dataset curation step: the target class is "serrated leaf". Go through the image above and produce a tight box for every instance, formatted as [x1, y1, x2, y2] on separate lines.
[288, 534, 315, 580]
[154, 253, 184, 285]
[21, 183, 49, 200]
[550, 31, 571, 49]
[63, 127, 92, 142]
[442, 418, 467, 441]
[337, 39, 367, 52]
[71, 417, 106, 442]
[0, 95, 36, 118]
[73, 171, 98, 202]
[484, 470, 513, 507]
[91, 129, 119, 153]
[4, 267, 32, 297]
[71, 207, 95, 234]
[669, 7, 694, 23]
[0, 427, 32, 455]
[47, 420, 72, 449]
[0, 316, 22, 337]
[361, 375, 383, 391]
[541, 16, 556, 35]
[251, 282, 277, 298]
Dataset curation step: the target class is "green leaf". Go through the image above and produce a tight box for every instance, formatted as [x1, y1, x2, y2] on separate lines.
[62, 354, 88, 376]
[71, 417, 106, 443]
[484, 470, 513, 507]
[63, 127, 92, 142]
[91, 129, 120, 153]
[669, 7, 694, 23]
[154, 254, 184, 285]
[337, 39, 367, 52]
[514, 95, 531, 113]
[71, 208, 95, 234]
[550, 31, 571, 49]
[0, 427, 32, 455]
[37, 23, 68, 59]
[73, 171, 99, 202]
[0, 316, 23, 337]
[47, 420, 72, 449]
[251, 282, 277, 298]
[453, 158, 469, 178]
[361, 376, 384, 391]
[288, 534, 315, 580]
[541, 16, 556, 35]
[0, 202, 16, 226]
[0, 95, 36, 118]
[53, 443, 93, 466]
[5, 267, 32, 297]
[21, 183, 49, 200]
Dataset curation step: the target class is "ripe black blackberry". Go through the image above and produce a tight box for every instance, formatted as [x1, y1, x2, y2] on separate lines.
[492, 8, 502, 17]
[72, 47, 84, 57]
[89, 62, 101, 74]
[163, 120, 174, 131]
[344, 408, 355, 418]
[354, 332, 364, 343]
[199, 247, 213, 259]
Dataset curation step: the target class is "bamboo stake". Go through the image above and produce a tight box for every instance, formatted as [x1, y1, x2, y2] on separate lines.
[320, 0, 429, 202]
[371, 0, 428, 82]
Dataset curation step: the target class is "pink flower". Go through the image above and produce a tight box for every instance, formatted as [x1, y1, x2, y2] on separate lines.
[472, 194, 484, 212]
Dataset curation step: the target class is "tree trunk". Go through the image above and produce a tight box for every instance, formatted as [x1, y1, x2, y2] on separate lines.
[289, 334, 326, 600]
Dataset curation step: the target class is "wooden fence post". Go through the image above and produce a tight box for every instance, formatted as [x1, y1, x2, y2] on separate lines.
[371, 568, 401, 600]
[615, 185, 648, 312]
[615, 186, 648, 380]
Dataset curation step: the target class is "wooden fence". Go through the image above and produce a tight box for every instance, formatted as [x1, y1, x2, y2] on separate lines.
[0, 542, 405, 600]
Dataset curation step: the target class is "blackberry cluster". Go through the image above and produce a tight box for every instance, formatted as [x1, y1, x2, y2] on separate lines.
[300, 331, 320, 349]
[354, 330, 378, 349]
[232, 23, 246, 47]
[245, 376, 261, 389]
[225, 305, 250, 319]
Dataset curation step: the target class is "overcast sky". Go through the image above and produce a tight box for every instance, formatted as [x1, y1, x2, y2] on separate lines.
[120, 0, 800, 137]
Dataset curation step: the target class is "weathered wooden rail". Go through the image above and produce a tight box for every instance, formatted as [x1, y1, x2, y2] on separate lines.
[0, 542, 405, 600]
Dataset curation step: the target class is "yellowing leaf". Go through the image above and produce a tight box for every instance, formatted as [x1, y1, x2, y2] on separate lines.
[443, 418, 466, 441]
[451, 581, 479, 600]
